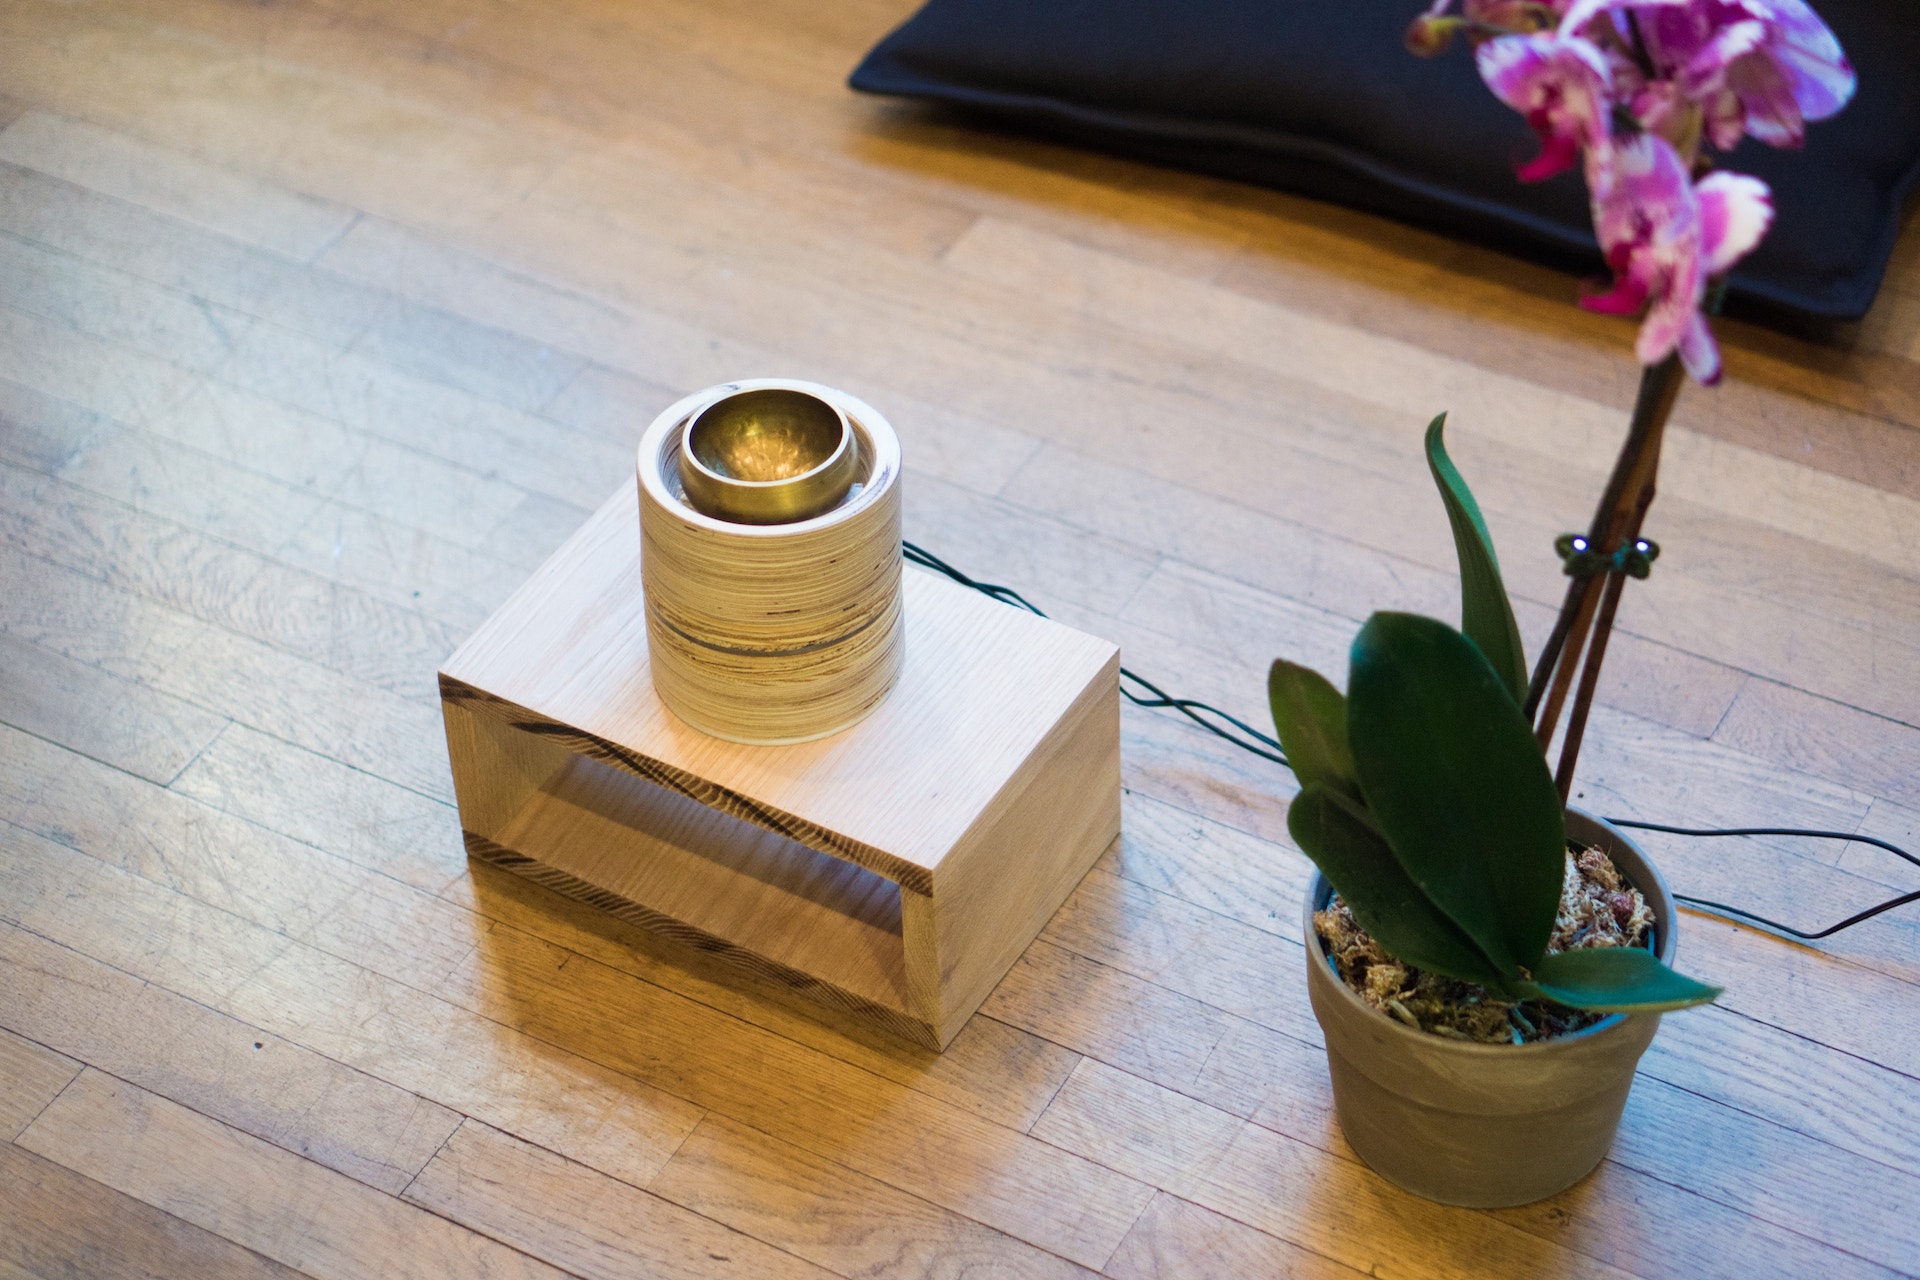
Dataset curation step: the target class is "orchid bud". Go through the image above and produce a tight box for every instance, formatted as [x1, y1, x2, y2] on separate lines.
[1405, 14, 1462, 57]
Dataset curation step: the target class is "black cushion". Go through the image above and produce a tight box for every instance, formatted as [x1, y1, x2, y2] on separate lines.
[850, 0, 1920, 320]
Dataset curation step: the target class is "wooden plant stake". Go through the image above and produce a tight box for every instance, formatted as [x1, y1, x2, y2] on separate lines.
[1523, 351, 1686, 802]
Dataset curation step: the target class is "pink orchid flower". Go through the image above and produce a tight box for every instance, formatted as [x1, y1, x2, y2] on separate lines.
[1476, 32, 1616, 180]
[1560, 0, 1854, 149]
[1581, 132, 1773, 382]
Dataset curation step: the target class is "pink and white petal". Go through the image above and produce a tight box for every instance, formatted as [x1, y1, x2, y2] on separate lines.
[1728, 52, 1806, 146]
[1558, 0, 1686, 41]
[1700, 85, 1748, 150]
[1580, 271, 1651, 315]
[1477, 32, 1613, 120]
[1774, 33, 1856, 118]
[1696, 171, 1774, 273]
[1517, 131, 1583, 181]
[1675, 311, 1724, 383]
[1747, 0, 1855, 120]
[1476, 33, 1554, 110]
[1680, 17, 1768, 95]
[1588, 132, 1695, 254]
[1635, 279, 1696, 366]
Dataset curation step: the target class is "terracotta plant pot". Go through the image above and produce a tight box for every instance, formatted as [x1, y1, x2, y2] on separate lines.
[1303, 809, 1678, 1207]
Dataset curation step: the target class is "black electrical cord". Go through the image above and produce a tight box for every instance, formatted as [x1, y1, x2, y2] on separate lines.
[1602, 821, 1920, 939]
[902, 542, 1288, 766]
[903, 539, 1920, 942]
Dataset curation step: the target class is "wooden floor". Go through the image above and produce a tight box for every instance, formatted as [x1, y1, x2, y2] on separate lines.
[0, 0, 1917, 1276]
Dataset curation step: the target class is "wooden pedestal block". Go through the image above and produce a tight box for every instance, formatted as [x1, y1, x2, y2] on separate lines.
[439, 485, 1121, 1049]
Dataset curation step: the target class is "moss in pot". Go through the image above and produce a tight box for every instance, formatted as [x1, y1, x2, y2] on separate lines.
[1268, 418, 1719, 1207]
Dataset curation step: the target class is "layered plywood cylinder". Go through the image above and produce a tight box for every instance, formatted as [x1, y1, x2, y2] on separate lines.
[637, 380, 904, 745]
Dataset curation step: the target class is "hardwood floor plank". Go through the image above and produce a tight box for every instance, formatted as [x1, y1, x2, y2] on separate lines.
[1604, 1075, 1920, 1275]
[1714, 678, 1920, 815]
[1482, 1148, 1908, 1280]
[0, 1028, 78, 1141]
[17, 1070, 570, 1280]
[434, 923, 1154, 1270]
[1029, 1058, 1244, 1198]
[651, 1115, 1099, 1280]
[0, 921, 461, 1194]
[317, 212, 1038, 501]
[981, 940, 1232, 1097]
[0, 158, 383, 348]
[0, 816, 706, 1190]
[1104, 1194, 1362, 1280]
[0, 352, 527, 633]
[149, 0, 1920, 450]
[1851, 798, 1920, 890]
[0, 258, 630, 532]
[172, 722, 1083, 1134]
[0, 446, 461, 704]
[1187, 1121, 1636, 1280]
[406, 1120, 835, 1280]
[1041, 866, 1325, 1050]
[0, 720, 476, 994]
[0, 629, 227, 783]
[0, 1141, 310, 1280]
[0, 551, 455, 800]
[0, 109, 356, 260]
[170, 721, 469, 892]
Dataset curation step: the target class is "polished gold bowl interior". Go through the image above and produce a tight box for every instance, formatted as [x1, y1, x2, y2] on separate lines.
[678, 388, 857, 524]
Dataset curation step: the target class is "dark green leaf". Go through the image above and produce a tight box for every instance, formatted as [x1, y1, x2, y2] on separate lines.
[1425, 414, 1529, 703]
[1519, 946, 1723, 1012]
[1348, 611, 1565, 974]
[1288, 783, 1509, 988]
[1268, 659, 1359, 801]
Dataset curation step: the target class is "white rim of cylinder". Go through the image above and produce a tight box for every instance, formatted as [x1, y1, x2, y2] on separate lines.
[636, 379, 905, 746]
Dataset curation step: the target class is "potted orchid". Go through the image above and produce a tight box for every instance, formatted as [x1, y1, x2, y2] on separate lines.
[1271, 0, 1855, 1206]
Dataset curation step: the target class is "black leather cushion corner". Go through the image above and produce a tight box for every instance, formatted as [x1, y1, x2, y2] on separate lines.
[849, 0, 1920, 321]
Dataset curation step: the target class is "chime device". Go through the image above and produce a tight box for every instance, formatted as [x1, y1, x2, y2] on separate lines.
[637, 379, 905, 745]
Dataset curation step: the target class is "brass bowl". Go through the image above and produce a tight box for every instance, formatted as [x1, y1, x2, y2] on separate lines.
[677, 388, 858, 525]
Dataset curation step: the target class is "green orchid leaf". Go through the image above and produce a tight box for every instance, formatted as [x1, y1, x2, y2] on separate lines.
[1425, 414, 1530, 704]
[1268, 659, 1359, 801]
[1519, 946, 1723, 1012]
[1347, 611, 1566, 973]
[1289, 783, 1510, 988]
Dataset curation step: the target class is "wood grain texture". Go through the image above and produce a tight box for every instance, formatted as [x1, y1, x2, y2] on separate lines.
[0, 1027, 79, 1142]
[649, 1115, 1101, 1280]
[0, 920, 462, 1194]
[18, 1069, 569, 1280]
[0, 1141, 308, 1280]
[405, 1119, 837, 1280]
[0, 0, 1916, 1275]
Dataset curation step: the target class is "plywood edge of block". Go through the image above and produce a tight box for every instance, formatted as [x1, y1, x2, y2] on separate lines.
[906, 651, 1124, 1047]
[439, 673, 934, 896]
[463, 831, 939, 1049]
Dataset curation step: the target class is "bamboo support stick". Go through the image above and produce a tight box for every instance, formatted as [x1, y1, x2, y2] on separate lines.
[1529, 350, 1685, 801]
